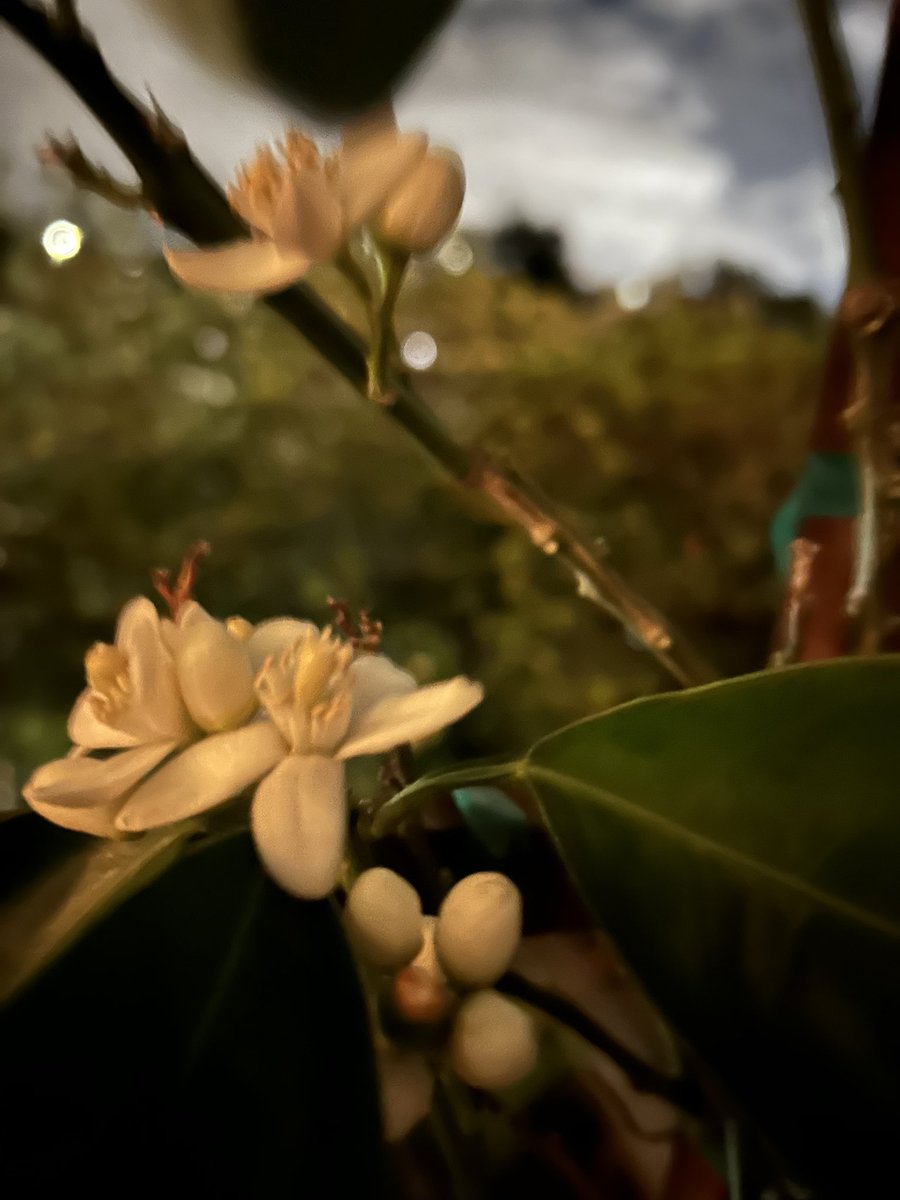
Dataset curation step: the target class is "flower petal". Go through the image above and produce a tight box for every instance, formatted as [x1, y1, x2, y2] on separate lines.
[170, 604, 257, 733]
[247, 618, 318, 673]
[26, 796, 121, 838]
[23, 740, 177, 820]
[116, 597, 191, 742]
[67, 690, 140, 750]
[347, 654, 418, 727]
[337, 677, 483, 760]
[270, 169, 344, 260]
[377, 149, 465, 253]
[338, 130, 429, 228]
[116, 722, 287, 832]
[163, 239, 312, 294]
[250, 754, 346, 899]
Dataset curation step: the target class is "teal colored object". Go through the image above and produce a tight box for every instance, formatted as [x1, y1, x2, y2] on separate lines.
[452, 787, 528, 858]
[771, 453, 857, 576]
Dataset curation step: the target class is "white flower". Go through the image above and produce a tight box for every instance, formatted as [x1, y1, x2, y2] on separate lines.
[375, 149, 465, 253]
[116, 623, 483, 900]
[22, 598, 268, 837]
[347, 868, 537, 1140]
[164, 121, 429, 294]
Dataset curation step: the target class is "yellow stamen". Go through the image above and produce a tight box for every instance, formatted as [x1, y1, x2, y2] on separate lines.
[226, 616, 253, 642]
[84, 642, 131, 721]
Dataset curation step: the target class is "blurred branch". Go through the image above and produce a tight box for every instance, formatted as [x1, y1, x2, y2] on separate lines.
[496, 971, 704, 1116]
[0, 0, 716, 687]
[795, 0, 900, 651]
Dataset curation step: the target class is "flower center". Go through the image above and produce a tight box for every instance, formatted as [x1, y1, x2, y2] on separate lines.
[84, 642, 131, 723]
[228, 135, 324, 236]
[256, 627, 354, 755]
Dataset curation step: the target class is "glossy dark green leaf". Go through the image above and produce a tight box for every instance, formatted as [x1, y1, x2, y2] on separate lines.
[236, 0, 458, 116]
[0, 813, 197, 1004]
[151, 0, 459, 118]
[0, 830, 387, 1197]
[526, 658, 900, 1198]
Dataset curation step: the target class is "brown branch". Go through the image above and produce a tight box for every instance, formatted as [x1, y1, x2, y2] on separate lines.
[0, 0, 717, 688]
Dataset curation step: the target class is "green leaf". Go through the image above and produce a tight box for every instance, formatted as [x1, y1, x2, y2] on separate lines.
[372, 758, 514, 836]
[0, 830, 387, 1196]
[153, 0, 458, 118]
[0, 814, 197, 1005]
[525, 658, 900, 1198]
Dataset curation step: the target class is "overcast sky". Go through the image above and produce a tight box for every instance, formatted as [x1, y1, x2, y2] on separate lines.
[0, 0, 891, 302]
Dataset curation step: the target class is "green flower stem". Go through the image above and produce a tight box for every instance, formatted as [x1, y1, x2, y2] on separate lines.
[0, 0, 716, 688]
[367, 247, 409, 401]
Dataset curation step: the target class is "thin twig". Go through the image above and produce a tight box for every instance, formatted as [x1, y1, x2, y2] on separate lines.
[1, 0, 716, 687]
[40, 134, 144, 207]
[770, 537, 819, 666]
[796, 0, 899, 648]
[495, 971, 704, 1116]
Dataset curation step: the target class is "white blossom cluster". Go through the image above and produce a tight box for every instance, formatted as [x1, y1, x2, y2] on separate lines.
[24, 596, 481, 899]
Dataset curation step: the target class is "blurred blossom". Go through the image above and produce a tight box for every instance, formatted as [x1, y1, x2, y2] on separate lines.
[436, 234, 474, 276]
[41, 219, 83, 263]
[401, 331, 438, 370]
[615, 277, 652, 311]
[375, 148, 465, 253]
[163, 119, 430, 293]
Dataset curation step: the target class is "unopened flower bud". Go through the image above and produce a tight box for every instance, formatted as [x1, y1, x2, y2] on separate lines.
[450, 990, 537, 1090]
[436, 872, 522, 988]
[392, 964, 451, 1024]
[376, 150, 465, 253]
[170, 603, 257, 732]
[345, 867, 424, 970]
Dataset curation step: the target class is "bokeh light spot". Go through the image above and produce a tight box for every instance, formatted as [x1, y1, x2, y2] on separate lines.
[41, 219, 83, 263]
[401, 331, 438, 371]
[615, 277, 651, 311]
[437, 235, 474, 276]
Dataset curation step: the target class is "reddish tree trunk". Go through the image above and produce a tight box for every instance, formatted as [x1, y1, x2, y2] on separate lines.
[782, 1, 900, 659]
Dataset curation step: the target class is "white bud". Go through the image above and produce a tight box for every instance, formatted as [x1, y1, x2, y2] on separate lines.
[450, 990, 537, 1090]
[435, 872, 522, 987]
[171, 603, 257, 732]
[345, 868, 424, 970]
[376, 150, 465, 253]
[377, 1044, 434, 1142]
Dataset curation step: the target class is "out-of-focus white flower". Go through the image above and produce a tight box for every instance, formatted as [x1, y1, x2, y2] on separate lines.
[347, 868, 537, 1141]
[376, 149, 465, 254]
[164, 121, 429, 294]
[22, 597, 270, 837]
[117, 624, 482, 900]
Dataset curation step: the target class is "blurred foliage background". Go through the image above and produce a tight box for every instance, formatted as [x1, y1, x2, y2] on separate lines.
[0, 191, 825, 803]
